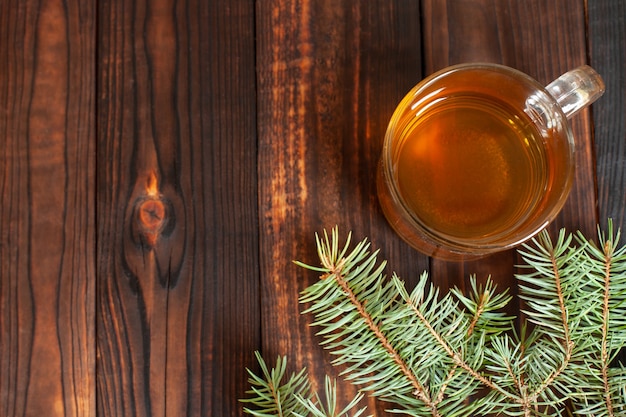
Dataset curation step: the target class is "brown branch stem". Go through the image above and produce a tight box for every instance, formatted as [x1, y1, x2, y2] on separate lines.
[602, 241, 615, 416]
[466, 291, 487, 338]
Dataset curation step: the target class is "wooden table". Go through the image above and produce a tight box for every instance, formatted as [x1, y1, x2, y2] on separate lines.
[1, 0, 625, 416]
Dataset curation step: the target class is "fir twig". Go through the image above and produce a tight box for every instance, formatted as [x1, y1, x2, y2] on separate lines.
[243, 223, 626, 417]
[241, 351, 368, 417]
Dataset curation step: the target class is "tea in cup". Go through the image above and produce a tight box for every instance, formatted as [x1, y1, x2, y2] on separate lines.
[377, 63, 604, 260]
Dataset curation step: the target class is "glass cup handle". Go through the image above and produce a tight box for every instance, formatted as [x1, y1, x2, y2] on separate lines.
[546, 65, 605, 119]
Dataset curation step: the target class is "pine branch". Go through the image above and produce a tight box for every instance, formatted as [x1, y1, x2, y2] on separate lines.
[241, 352, 312, 417]
[298, 229, 442, 414]
[516, 229, 592, 410]
[298, 228, 506, 416]
[243, 223, 626, 417]
[241, 351, 368, 417]
[570, 220, 626, 416]
[331, 265, 433, 409]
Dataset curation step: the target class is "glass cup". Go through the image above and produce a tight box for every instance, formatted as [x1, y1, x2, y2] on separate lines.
[377, 63, 605, 261]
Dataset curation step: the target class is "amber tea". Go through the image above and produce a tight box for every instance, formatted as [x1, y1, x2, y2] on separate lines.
[395, 96, 547, 239]
[378, 63, 604, 260]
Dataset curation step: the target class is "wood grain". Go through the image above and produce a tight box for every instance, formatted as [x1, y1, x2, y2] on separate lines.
[421, 0, 598, 292]
[588, 0, 626, 233]
[256, 0, 425, 413]
[96, 0, 259, 415]
[0, 1, 623, 416]
[0, 0, 95, 416]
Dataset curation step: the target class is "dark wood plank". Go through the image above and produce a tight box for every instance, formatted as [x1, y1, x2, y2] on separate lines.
[588, 0, 626, 234]
[0, 0, 95, 416]
[96, 0, 259, 415]
[422, 0, 597, 291]
[256, 0, 425, 413]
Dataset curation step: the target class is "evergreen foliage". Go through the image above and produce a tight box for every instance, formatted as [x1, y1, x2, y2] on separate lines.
[242, 222, 626, 416]
[241, 351, 369, 417]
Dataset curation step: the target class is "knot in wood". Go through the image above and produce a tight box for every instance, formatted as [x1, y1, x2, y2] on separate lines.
[138, 198, 166, 231]
[133, 195, 171, 248]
